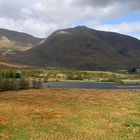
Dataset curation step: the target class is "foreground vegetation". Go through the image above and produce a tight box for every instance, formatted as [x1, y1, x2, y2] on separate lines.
[0, 88, 140, 140]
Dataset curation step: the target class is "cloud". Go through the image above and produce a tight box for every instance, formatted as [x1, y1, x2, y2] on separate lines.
[0, 0, 140, 38]
[74, 0, 140, 10]
[87, 21, 140, 39]
[73, 0, 140, 20]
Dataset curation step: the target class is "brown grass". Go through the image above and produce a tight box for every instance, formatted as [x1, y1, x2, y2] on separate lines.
[0, 88, 140, 140]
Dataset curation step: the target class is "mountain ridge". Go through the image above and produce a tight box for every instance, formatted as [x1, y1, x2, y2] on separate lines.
[0, 28, 43, 45]
[13, 26, 140, 70]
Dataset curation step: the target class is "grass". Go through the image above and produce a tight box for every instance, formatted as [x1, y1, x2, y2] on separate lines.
[0, 88, 140, 140]
[0, 36, 32, 54]
[125, 121, 140, 127]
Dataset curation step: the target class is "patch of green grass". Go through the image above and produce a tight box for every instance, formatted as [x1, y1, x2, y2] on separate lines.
[125, 120, 140, 127]
[0, 125, 8, 133]
[10, 128, 30, 140]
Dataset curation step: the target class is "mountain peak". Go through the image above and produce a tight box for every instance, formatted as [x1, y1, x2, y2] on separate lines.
[75, 26, 88, 29]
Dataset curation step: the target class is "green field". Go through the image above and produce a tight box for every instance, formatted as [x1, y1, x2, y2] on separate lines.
[0, 88, 140, 140]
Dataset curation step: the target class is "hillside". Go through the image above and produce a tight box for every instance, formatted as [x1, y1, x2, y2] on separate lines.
[16, 26, 140, 70]
[0, 28, 43, 56]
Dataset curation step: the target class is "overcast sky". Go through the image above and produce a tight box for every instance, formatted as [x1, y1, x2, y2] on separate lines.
[0, 0, 140, 39]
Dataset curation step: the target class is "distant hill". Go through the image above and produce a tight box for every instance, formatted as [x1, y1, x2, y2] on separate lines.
[0, 28, 43, 45]
[0, 28, 43, 56]
[16, 26, 140, 70]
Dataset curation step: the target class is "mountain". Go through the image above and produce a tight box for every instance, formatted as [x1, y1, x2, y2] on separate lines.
[11, 26, 140, 70]
[0, 28, 43, 56]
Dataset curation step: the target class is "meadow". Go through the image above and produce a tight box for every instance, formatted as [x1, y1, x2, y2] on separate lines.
[0, 88, 140, 140]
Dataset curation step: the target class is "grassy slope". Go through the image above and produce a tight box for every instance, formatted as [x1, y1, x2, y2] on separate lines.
[0, 36, 32, 68]
[0, 36, 32, 55]
[0, 89, 140, 140]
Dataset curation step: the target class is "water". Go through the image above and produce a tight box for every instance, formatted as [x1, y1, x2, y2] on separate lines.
[43, 82, 140, 89]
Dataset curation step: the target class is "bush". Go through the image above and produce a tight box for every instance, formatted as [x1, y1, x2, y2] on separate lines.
[101, 74, 124, 84]
[67, 71, 85, 80]
[19, 79, 30, 90]
[128, 68, 137, 74]
[32, 79, 43, 89]
[0, 78, 29, 92]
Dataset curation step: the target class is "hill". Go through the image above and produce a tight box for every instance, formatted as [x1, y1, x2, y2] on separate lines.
[16, 26, 140, 70]
[0, 28, 43, 56]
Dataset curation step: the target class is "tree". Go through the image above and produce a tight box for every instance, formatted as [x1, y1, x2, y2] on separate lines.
[128, 67, 137, 74]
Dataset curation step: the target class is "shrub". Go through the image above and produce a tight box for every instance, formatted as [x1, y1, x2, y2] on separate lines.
[19, 79, 29, 90]
[101, 74, 124, 84]
[67, 71, 85, 80]
[32, 79, 43, 89]
[0, 78, 29, 92]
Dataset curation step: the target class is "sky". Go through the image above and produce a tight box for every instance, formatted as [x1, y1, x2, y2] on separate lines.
[0, 0, 140, 39]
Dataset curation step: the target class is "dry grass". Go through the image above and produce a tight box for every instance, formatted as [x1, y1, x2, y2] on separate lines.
[0, 88, 140, 140]
[0, 36, 32, 52]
